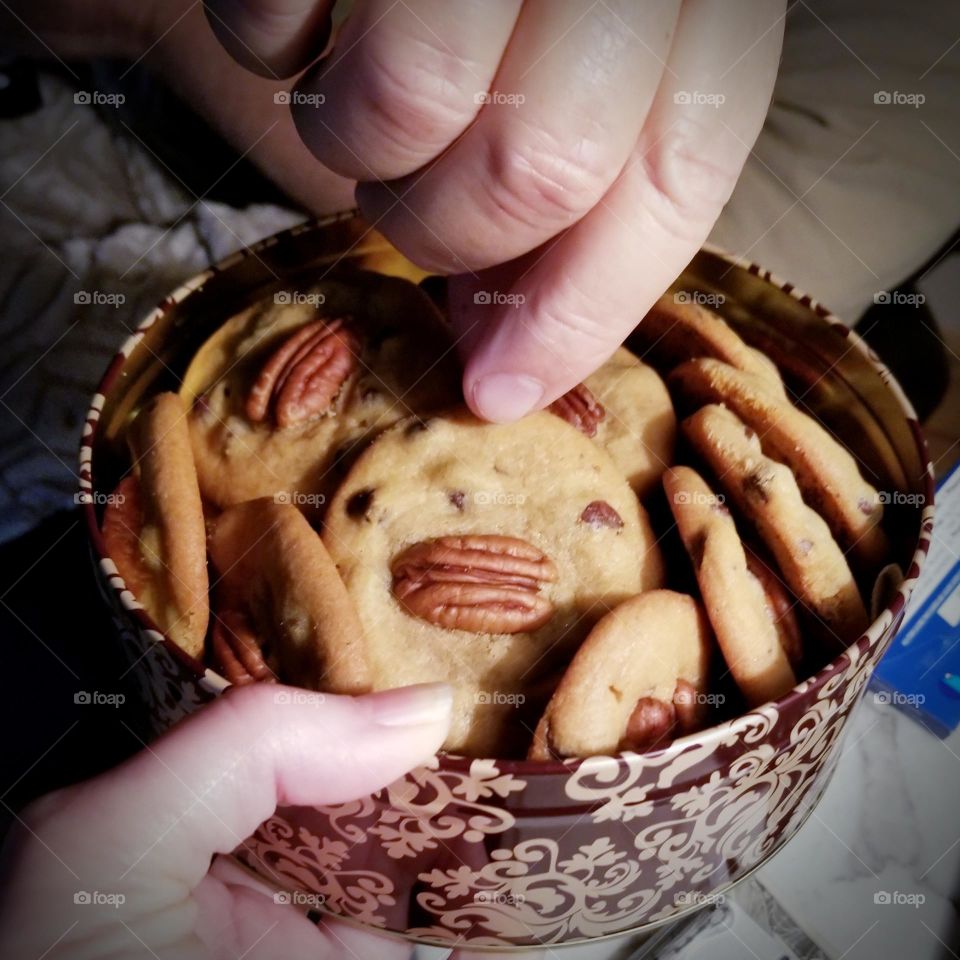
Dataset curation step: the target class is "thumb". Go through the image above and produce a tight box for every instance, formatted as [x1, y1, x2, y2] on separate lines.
[25, 683, 452, 898]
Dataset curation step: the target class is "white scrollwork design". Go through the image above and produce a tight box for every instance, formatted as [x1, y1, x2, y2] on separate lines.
[369, 757, 525, 858]
[240, 815, 396, 927]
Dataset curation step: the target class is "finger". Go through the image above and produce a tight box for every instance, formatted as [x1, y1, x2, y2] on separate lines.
[292, 0, 523, 181]
[30, 683, 451, 899]
[193, 876, 413, 960]
[203, 0, 336, 78]
[358, 0, 682, 273]
[459, 0, 787, 422]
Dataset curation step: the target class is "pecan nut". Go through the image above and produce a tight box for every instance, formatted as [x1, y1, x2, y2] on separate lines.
[211, 608, 276, 685]
[579, 500, 624, 529]
[549, 383, 605, 437]
[621, 680, 699, 751]
[246, 318, 359, 428]
[391, 535, 557, 634]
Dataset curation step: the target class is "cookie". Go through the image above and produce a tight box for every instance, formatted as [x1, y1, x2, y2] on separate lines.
[682, 404, 869, 644]
[181, 271, 460, 515]
[664, 466, 798, 706]
[632, 294, 786, 397]
[208, 498, 371, 694]
[528, 590, 712, 759]
[101, 392, 209, 658]
[549, 347, 675, 499]
[323, 408, 665, 756]
[669, 357, 889, 571]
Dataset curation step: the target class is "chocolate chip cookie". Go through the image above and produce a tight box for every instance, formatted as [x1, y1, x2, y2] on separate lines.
[323, 408, 665, 756]
[181, 272, 460, 516]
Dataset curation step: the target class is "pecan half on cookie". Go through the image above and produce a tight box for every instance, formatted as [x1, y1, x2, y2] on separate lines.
[549, 383, 605, 436]
[392, 535, 557, 634]
[246, 318, 359, 429]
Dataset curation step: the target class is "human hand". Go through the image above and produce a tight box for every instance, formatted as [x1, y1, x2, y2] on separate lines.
[0, 682, 468, 959]
[205, 0, 786, 421]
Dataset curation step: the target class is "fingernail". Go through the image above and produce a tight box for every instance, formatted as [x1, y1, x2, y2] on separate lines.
[471, 373, 544, 423]
[368, 683, 453, 727]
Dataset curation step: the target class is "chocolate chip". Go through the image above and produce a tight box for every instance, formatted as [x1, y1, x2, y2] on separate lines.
[710, 501, 730, 517]
[798, 538, 814, 555]
[404, 419, 429, 437]
[449, 490, 465, 511]
[579, 500, 624, 530]
[858, 496, 875, 516]
[346, 488, 374, 520]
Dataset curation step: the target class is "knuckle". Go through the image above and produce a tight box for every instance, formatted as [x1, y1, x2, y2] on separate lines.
[355, 39, 479, 167]
[526, 278, 615, 364]
[485, 132, 612, 230]
[640, 119, 740, 243]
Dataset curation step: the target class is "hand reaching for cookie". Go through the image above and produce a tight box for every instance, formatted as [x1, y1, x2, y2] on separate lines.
[0, 683, 476, 960]
[204, 0, 786, 421]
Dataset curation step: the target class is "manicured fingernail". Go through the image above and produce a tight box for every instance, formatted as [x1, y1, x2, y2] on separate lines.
[368, 683, 453, 727]
[471, 373, 544, 423]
